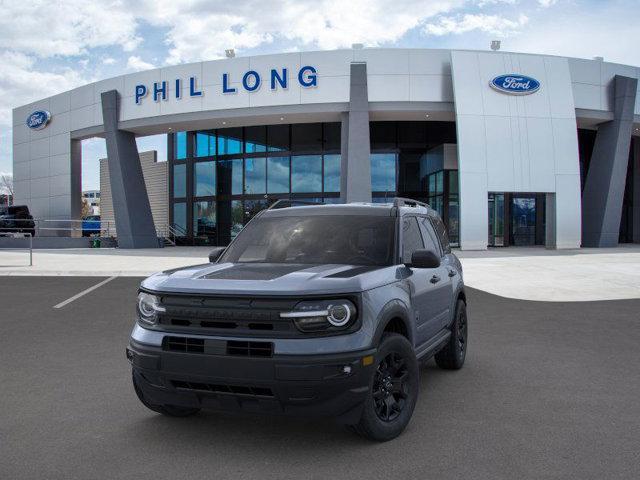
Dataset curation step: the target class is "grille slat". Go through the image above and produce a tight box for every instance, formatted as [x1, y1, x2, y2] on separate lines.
[163, 336, 273, 358]
[226, 340, 273, 358]
[164, 336, 204, 353]
[171, 380, 274, 398]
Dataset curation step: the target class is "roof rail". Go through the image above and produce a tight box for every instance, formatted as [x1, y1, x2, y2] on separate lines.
[267, 199, 324, 210]
[392, 197, 431, 209]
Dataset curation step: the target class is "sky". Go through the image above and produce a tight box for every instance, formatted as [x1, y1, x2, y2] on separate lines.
[0, 0, 639, 192]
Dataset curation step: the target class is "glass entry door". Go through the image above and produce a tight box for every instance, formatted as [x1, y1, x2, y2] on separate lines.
[510, 195, 537, 246]
[488, 193, 505, 246]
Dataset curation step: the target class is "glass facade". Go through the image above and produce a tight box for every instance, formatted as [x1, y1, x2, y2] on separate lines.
[169, 121, 460, 246]
[169, 123, 341, 245]
[369, 121, 459, 245]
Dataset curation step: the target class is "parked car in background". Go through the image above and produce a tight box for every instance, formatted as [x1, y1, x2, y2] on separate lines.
[82, 215, 101, 237]
[0, 205, 35, 236]
[127, 199, 467, 441]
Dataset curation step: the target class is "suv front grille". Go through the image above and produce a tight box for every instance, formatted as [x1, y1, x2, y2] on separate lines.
[171, 380, 274, 397]
[156, 295, 298, 337]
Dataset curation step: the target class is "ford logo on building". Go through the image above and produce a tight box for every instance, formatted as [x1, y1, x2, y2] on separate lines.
[490, 74, 540, 95]
[26, 110, 52, 130]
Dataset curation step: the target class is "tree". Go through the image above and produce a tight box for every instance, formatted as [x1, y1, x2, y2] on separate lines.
[0, 173, 13, 206]
[81, 198, 92, 218]
[0, 173, 13, 195]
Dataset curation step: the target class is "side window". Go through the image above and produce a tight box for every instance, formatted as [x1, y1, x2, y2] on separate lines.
[430, 216, 451, 254]
[402, 217, 425, 264]
[418, 217, 441, 256]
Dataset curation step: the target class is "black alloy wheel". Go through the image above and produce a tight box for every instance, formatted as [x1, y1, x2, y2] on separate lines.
[373, 352, 410, 422]
[350, 333, 419, 441]
[434, 299, 468, 370]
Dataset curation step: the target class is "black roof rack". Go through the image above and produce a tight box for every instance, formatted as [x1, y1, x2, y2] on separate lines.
[392, 197, 431, 209]
[267, 199, 324, 210]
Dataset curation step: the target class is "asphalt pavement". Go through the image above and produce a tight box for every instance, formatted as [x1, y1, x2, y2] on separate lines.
[1, 276, 639, 479]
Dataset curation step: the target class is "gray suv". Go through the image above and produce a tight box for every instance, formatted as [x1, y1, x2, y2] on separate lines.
[127, 198, 467, 441]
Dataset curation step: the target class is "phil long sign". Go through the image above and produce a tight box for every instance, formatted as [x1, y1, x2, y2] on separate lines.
[135, 66, 318, 105]
[490, 74, 540, 95]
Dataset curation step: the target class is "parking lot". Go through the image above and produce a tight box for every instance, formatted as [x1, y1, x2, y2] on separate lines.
[1, 276, 639, 479]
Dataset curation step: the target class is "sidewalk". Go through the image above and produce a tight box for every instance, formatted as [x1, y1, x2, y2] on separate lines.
[0, 247, 212, 277]
[1, 245, 639, 301]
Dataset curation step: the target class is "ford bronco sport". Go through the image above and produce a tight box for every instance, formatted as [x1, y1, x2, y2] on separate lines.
[127, 198, 467, 441]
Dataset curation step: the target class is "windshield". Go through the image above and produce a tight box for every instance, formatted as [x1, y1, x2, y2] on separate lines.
[220, 215, 396, 266]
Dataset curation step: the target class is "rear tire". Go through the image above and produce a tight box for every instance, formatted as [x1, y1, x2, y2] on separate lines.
[132, 371, 200, 417]
[350, 333, 419, 441]
[435, 299, 467, 370]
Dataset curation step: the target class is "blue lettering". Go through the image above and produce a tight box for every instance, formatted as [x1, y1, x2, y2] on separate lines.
[135, 85, 147, 104]
[189, 76, 202, 97]
[222, 73, 236, 93]
[270, 68, 287, 90]
[298, 66, 317, 87]
[153, 81, 167, 101]
[242, 70, 261, 92]
[175, 79, 181, 99]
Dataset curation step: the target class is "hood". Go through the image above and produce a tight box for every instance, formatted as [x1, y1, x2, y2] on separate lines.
[141, 262, 401, 296]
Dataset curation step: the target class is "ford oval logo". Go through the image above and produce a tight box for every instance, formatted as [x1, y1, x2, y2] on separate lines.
[490, 74, 540, 95]
[26, 110, 51, 130]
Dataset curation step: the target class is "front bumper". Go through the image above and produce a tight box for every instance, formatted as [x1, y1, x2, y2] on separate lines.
[127, 338, 376, 423]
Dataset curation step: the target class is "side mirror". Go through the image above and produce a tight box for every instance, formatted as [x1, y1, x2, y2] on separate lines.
[208, 247, 226, 263]
[408, 249, 440, 269]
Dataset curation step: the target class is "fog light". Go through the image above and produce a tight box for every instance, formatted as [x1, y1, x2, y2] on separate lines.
[342, 365, 352, 375]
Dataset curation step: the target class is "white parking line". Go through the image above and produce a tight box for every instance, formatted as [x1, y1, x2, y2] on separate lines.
[53, 276, 118, 309]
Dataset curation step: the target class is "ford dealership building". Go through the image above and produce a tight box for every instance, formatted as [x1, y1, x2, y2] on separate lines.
[11, 48, 640, 249]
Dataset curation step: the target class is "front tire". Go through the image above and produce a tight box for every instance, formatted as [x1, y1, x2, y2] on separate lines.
[132, 371, 200, 417]
[351, 333, 419, 441]
[435, 299, 468, 370]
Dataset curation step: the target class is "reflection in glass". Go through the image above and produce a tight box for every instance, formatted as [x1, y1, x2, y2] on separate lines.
[231, 200, 244, 239]
[217, 128, 243, 155]
[195, 131, 215, 157]
[371, 153, 396, 192]
[267, 156, 290, 193]
[173, 164, 186, 197]
[175, 131, 187, 160]
[245, 126, 267, 153]
[245, 157, 266, 194]
[323, 154, 340, 193]
[173, 202, 187, 235]
[194, 201, 216, 238]
[245, 199, 268, 223]
[291, 155, 322, 193]
[194, 161, 215, 197]
[218, 159, 243, 195]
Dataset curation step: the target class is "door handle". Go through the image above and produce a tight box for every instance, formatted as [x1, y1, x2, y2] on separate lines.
[448, 269, 457, 277]
[430, 275, 441, 284]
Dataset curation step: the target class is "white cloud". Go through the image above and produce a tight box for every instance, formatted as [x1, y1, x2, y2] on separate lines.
[102, 57, 116, 65]
[0, 0, 141, 57]
[424, 13, 529, 36]
[538, 0, 558, 7]
[126, 55, 156, 72]
[135, 0, 466, 64]
[0, 51, 86, 125]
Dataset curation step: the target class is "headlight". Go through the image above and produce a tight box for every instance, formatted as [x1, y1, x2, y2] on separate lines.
[136, 292, 165, 326]
[280, 299, 357, 333]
